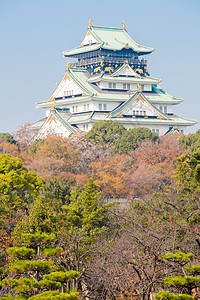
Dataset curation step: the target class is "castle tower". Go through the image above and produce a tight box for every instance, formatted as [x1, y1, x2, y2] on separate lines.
[32, 21, 197, 139]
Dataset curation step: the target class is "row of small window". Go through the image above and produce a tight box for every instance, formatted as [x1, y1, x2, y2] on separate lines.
[64, 90, 73, 96]
[84, 104, 90, 111]
[108, 83, 145, 91]
[72, 106, 78, 113]
[160, 106, 167, 113]
[108, 83, 131, 90]
[133, 110, 146, 116]
[152, 129, 159, 134]
[83, 124, 88, 130]
[72, 103, 107, 112]
[99, 103, 107, 111]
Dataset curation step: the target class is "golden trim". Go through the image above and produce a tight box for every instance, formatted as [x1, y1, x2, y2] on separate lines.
[51, 99, 56, 111]
[66, 62, 70, 71]
[137, 84, 142, 92]
[122, 21, 126, 29]
[88, 18, 93, 29]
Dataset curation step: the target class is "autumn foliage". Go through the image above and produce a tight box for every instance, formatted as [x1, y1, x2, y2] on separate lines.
[0, 122, 200, 300]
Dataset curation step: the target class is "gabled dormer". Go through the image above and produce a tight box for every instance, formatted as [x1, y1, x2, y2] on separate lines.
[111, 64, 140, 77]
[108, 91, 167, 119]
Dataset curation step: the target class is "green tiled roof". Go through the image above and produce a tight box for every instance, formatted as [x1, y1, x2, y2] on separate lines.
[111, 63, 139, 77]
[108, 91, 139, 117]
[63, 44, 100, 57]
[108, 91, 167, 119]
[28, 118, 46, 129]
[69, 68, 98, 95]
[88, 74, 161, 85]
[53, 109, 79, 133]
[87, 111, 197, 126]
[63, 25, 154, 57]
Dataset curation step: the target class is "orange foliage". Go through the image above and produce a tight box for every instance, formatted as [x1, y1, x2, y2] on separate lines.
[89, 154, 132, 199]
[0, 141, 19, 157]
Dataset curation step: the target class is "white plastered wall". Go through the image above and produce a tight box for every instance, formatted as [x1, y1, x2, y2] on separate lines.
[56, 77, 83, 98]
[36, 117, 72, 139]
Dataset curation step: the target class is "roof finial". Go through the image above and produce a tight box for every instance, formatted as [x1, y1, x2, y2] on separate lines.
[88, 18, 93, 29]
[51, 99, 56, 111]
[122, 21, 126, 30]
[66, 62, 70, 71]
[137, 83, 142, 92]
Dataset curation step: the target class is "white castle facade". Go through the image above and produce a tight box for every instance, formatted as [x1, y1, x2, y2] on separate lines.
[31, 20, 197, 139]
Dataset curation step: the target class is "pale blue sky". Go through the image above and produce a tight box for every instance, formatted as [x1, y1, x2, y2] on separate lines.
[1, 0, 200, 133]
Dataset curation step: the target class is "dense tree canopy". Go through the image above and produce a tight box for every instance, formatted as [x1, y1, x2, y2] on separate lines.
[86, 120, 126, 145]
[179, 129, 200, 153]
[112, 127, 159, 154]
[0, 126, 200, 299]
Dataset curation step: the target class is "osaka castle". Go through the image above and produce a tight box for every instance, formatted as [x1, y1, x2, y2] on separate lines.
[32, 20, 197, 139]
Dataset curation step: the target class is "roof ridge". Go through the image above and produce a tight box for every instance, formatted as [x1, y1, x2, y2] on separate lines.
[53, 110, 78, 133]
[108, 91, 139, 117]
[90, 25, 125, 31]
[68, 69, 91, 95]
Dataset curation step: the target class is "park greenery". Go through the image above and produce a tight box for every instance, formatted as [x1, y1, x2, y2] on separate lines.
[0, 120, 200, 299]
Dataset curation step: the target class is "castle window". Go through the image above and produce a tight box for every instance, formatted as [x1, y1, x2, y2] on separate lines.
[87, 104, 89, 110]
[103, 104, 107, 111]
[180, 130, 184, 133]
[72, 106, 75, 113]
[143, 111, 146, 116]
[64, 90, 73, 96]
[141, 84, 144, 90]
[152, 129, 159, 134]
[109, 83, 116, 89]
[99, 103, 102, 110]
[164, 106, 167, 113]
[76, 106, 78, 112]
[123, 83, 130, 90]
[159, 106, 163, 112]
[84, 104, 86, 111]
[133, 110, 135, 115]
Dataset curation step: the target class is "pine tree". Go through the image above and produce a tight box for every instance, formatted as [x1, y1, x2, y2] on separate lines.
[155, 252, 200, 300]
[0, 232, 79, 299]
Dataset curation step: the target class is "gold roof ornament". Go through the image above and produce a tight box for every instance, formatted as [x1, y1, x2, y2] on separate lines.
[51, 99, 56, 111]
[66, 62, 70, 71]
[88, 18, 93, 29]
[137, 83, 142, 92]
[122, 21, 126, 29]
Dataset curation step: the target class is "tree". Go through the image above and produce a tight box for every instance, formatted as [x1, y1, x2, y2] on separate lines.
[175, 149, 200, 191]
[89, 154, 132, 199]
[0, 233, 79, 299]
[13, 123, 38, 153]
[179, 129, 200, 153]
[155, 252, 200, 300]
[0, 133, 17, 145]
[0, 154, 44, 207]
[112, 127, 159, 154]
[86, 120, 126, 146]
[0, 133, 19, 156]
[24, 136, 80, 181]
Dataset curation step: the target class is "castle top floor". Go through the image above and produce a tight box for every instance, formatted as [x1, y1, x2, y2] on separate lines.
[63, 21, 154, 73]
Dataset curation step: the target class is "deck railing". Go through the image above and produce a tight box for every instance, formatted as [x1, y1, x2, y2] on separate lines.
[70, 57, 147, 67]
